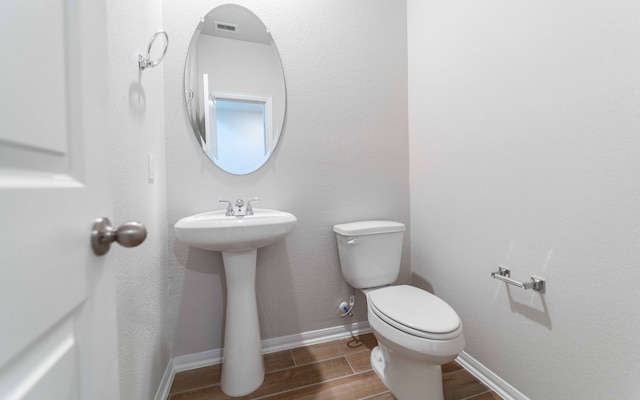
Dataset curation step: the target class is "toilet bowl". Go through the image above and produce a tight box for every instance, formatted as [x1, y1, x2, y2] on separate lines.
[365, 285, 465, 400]
[333, 221, 465, 400]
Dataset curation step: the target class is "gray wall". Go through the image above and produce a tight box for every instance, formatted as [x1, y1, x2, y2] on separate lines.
[407, 0, 640, 399]
[163, 0, 409, 356]
[106, 0, 168, 399]
[108, 1, 640, 398]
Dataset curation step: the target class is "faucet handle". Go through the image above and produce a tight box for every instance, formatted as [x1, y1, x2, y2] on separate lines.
[218, 199, 234, 216]
[246, 198, 259, 215]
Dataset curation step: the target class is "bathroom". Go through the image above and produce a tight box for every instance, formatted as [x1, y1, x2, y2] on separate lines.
[2, 0, 640, 399]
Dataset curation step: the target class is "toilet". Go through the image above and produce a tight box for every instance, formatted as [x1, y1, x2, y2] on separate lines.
[333, 221, 465, 400]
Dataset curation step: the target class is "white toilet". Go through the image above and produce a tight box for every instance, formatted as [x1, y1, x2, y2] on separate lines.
[333, 221, 465, 400]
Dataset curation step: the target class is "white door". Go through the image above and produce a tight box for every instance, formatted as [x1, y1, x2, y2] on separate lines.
[0, 1, 121, 399]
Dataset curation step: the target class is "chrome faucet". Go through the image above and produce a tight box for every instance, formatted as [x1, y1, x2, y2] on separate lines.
[219, 198, 259, 216]
[235, 199, 245, 215]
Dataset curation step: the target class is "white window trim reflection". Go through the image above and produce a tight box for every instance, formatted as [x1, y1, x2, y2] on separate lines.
[212, 91, 273, 154]
[202, 74, 216, 158]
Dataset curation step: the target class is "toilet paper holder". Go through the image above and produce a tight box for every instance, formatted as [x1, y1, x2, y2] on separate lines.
[491, 266, 546, 293]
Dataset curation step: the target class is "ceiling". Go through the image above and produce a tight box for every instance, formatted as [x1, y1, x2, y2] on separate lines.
[199, 5, 272, 45]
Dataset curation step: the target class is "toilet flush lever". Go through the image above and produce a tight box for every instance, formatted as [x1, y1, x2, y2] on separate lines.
[347, 238, 360, 245]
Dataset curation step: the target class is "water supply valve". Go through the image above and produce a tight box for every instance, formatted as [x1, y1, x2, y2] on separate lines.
[338, 295, 355, 318]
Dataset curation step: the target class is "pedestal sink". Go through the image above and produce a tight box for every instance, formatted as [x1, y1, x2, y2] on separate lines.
[174, 208, 297, 396]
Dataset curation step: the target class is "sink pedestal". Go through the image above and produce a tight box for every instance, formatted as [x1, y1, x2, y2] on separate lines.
[173, 208, 297, 397]
[221, 249, 264, 396]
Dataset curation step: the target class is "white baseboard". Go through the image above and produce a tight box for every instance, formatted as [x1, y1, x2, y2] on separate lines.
[155, 324, 529, 400]
[456, 351, 529, 400]
[261, 321, 372, 355]
[154, 358, 176, 400]
[154, 321, 371, 400]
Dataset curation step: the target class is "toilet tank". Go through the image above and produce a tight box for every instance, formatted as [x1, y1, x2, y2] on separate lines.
[333, 221, 405, 289]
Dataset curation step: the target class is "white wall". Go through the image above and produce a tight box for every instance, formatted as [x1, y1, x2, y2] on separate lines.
[163, 0, 409, 356]
[407, 1, 640, 399]
[106, 1, 168, 399]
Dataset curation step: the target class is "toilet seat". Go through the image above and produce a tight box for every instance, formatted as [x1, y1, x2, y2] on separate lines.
[368, 285, 462, 340]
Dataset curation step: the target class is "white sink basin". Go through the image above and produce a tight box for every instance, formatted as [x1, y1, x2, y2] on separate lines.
[174, 207, 296, 396]
[174, 208, 297, 252]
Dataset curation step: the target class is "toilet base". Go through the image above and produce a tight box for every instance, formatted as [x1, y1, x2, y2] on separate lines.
[370, 344, 445, 400]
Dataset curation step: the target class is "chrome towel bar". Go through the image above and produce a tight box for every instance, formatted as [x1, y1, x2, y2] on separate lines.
[491, 266, 546, 293]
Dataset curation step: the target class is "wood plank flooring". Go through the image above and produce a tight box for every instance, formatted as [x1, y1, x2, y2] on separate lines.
[168, 334, 501, 400]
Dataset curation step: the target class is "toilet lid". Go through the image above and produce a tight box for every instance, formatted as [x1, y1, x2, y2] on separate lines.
[368, 285, 461, 339]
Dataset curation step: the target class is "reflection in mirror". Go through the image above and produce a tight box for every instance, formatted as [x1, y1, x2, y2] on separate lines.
[184, 5, 286, 175]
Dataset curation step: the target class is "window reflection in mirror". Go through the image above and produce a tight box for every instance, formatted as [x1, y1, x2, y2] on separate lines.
[215, 98, 268, 175]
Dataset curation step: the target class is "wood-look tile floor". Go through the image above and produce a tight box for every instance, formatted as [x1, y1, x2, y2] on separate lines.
[168, 334, 501, 400]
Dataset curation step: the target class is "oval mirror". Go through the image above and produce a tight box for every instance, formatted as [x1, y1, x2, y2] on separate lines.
[184, 5, 286, 175]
